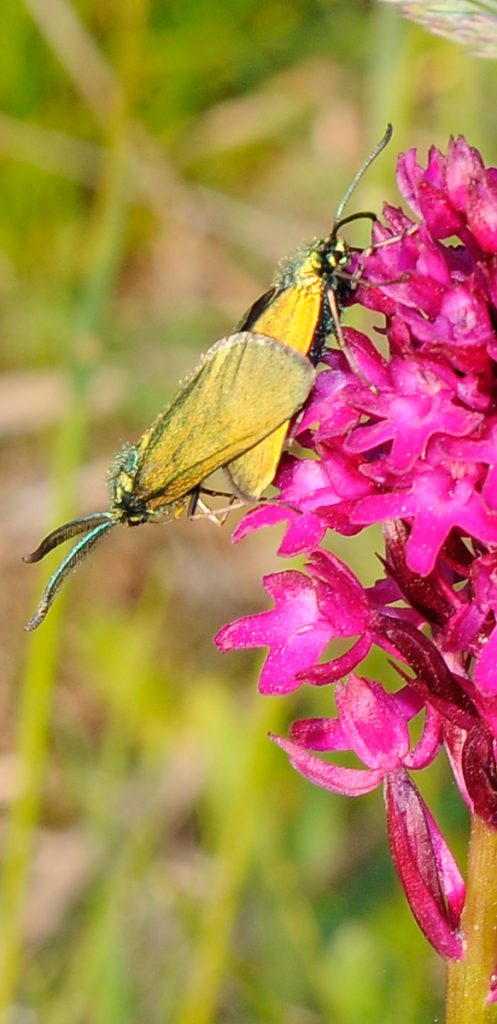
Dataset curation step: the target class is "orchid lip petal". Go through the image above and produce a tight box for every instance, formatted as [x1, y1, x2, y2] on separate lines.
[271, 735, 384, 796]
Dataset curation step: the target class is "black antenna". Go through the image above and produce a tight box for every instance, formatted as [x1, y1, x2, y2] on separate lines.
[23, 512, 115, 631]
[333, 124, 393, 229]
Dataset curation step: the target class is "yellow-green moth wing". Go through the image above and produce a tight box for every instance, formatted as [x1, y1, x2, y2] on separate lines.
[225, 422, 290, 501]
[131, 331, 315, 511]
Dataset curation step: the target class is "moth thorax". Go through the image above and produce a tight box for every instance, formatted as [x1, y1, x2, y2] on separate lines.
[108, 443, 141, 511]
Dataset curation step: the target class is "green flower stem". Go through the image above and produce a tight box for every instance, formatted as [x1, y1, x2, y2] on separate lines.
[446, 815, 497, 1024]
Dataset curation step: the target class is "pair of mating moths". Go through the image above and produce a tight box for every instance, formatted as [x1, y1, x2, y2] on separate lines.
[24, 126, 393, 631]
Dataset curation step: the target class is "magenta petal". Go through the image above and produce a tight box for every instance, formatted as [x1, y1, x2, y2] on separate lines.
[340, 327, 391, 390]
[302, 634, 373, 685]
[405, 516, 453, 577]
[215, 570, 335, 695]
[483, 465, 497, 508]
[336, 676, 409, 770]
[417, 180, 464, 239]
[233, 484, 328, 556]
[444, 724, 473, 810]
[446, 136, 485, 211]
[396, 149, 424, 215]
[308, 549, 370, 632]
[445, 602, 486, 653]
[479, 696, 497, 740]
[424, 145, 446, 189]
[438, 283, 495, 349]
[385, 770, 464, 959]
[352, 469, 497, 577]
[404, 705, 443, 770]
[467, 176, 497, 252]
[290, 716, 347, 751]
[231, 504, 288, 543]
[423, 803, 466, 922]
[271, 734, 383, 795]
[276, 512, 327, 556]
[474, 626, 497, 696]
[276, 455, 332, 499]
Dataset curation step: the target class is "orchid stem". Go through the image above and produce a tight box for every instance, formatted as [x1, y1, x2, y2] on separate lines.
[446, 815, 497, 1024]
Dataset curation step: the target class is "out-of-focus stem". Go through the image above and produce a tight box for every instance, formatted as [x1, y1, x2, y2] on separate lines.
[0, 3, 148, 1012]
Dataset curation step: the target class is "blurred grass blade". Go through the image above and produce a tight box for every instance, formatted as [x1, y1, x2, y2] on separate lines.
[377, 0, 497, 56]
[0, 1, 149, 1011]
[22, 0, 118, 116]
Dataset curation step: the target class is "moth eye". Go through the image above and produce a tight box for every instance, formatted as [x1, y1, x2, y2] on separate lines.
[327, 249, 344, 270]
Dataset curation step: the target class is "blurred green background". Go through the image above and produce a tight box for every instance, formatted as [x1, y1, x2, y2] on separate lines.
[1, 2, 496, 1021]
